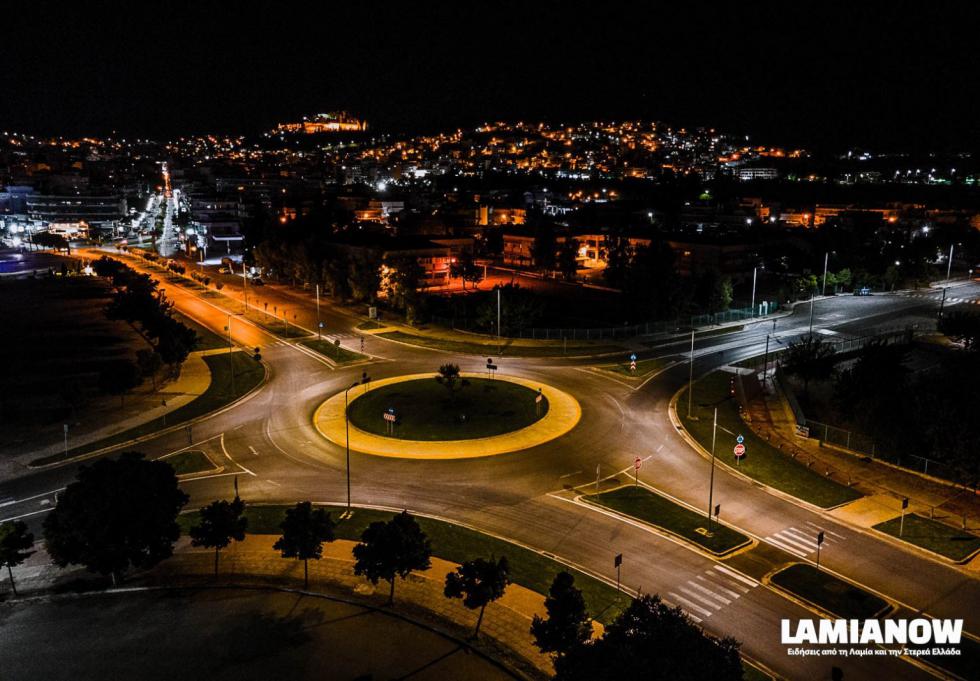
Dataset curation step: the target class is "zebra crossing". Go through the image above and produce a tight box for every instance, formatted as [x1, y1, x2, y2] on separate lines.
[765, 521, 846, 559]
[901, 291, 980, 306]
[667, 564, 758, 623]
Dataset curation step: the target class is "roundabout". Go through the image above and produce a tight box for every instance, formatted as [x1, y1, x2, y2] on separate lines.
[314, 372, 581, 459]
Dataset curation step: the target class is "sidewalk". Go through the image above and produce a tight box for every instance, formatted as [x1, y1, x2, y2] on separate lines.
[0, 351, 212, 476]
[742, 371, 980, 553]
[8, 536, 583, 678]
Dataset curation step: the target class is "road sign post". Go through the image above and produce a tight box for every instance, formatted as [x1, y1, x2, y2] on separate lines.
[816, 530, 825, 568]
[383, 407, 397, 435]
[629, 352, 637, 373]
[535, 389, 543, 416]
[634, 456, 641, 487]
[614, 553, 623, 592]
[63, 423, 69, 459]
[733, 443, 746, 466]
[900, 497, 909, 537]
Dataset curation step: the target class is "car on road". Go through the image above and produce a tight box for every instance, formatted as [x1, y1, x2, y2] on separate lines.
[249, 277, 264, 286]
[853, 286, 872, 296]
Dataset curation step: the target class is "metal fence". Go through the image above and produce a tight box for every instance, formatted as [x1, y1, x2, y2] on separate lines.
[438, 304, 782, 342]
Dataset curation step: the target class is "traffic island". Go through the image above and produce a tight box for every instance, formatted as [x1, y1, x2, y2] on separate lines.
[675, 371, 862, 508]
[872, 514, 980, 563]
[159, 449, 220, 477]
[31, 352, 265, 466]
[583, 486, 753, 556]
[313, 373, 580, 459]
[767, 563, 892, 619]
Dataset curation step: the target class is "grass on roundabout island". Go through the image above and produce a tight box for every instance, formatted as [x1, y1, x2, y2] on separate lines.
[584, 486, 751, 555]
[347, 377, 548, 441]
[680, 371, 862, 508]
[873, 514, 980, 562]
[769, 563, 890, 619]
[160, 449, 218, 475]
[178, 504, 633, 624]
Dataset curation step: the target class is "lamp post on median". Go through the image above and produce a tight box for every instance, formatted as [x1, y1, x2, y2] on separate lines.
[707, 407, 718, 531]
[344, 372, 370, 516]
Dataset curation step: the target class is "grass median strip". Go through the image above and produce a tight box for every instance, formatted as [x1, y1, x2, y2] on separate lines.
[300, 338, 368, 364]
[680, 371, 862, 508]
[584, 486, 751, 555]
[32, 352, 264, 466]
[873, 514, 980, 562]
[161, 449, 218, 475]
[179, 504, 633, 624]
[769, 563, 890, 619]
[377, 331, 625, 357]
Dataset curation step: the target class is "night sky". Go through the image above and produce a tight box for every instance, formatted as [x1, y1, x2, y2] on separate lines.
[1, 2, 977, 151]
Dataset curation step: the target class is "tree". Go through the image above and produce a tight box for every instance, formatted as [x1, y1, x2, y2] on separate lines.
[531, 571, 592, 658]
[602, 235, 633, 290]
[352, 511, 432, 605]
[553, 594, 743, 681]
[273, 502, 336, 589]
[531, 223, 557, 271]
[98, 359, 143, 407]
[190, 497, 247, 576]
[383, 255, 425, 319]
[348, 251, 382, 303]
[0, 520, 35, 596]
[781, 335, 836, 398]
[136, 349, 164, 389]
[444, 555, 510, 637]
[835, 268, 852, 292]
[795, 272, 818, 300]
[938, 309, 980, 350]
[42, 452, 189, 584]
[557, 238, 580, 281]
[435, 363, 469, 404]
[451, 251, 484, 290]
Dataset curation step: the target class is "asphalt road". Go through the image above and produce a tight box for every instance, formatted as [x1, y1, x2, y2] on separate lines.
[3, 260, 978, 680]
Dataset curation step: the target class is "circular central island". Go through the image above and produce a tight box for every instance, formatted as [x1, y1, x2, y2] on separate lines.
[314, 372, 580, 459]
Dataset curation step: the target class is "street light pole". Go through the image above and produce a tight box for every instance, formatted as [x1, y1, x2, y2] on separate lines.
[687, 329, 695, 418]
[946, 244, 954, 286]
[808, 293, 815, 337]
[242, 261, 249, 312]
[763, 334, 771, 384]
[315, 284, 321, 339]
[707, 407, 717, 530]
[226, 315, 236, 395]
[344, 381, 359, 515]
[750, 266, 757, 317]
[821, 252, 829, 297]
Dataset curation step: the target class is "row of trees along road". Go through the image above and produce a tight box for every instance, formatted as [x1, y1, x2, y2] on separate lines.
[13, 452, 742, 675]
[89, 256, 198, 403]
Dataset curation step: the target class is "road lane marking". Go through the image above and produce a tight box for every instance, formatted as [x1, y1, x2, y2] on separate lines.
[264, 479, 282, 487]
[696, 574, 743, 599]
[248, 446, 259, 456]
[0, 488, 65, 508]
[685, 580, 731, 605]
[803, 521, 845, 539]
[766, 536, 808, 557]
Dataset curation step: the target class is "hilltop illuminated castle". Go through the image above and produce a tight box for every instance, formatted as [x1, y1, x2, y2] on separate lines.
[275, 112, 366, 134]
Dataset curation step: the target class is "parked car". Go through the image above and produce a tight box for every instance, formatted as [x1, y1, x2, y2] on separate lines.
[853, 287, 872, 296]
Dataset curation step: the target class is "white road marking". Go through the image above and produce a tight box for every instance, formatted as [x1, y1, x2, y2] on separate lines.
[685, 580, 732, 605]
[766, 536, 808, 557]
[264, 479, 282, 487]
[696, 574, 743, 599]
[713, 564, 758, 588]
[804, 521, 845, 539]
[667, 591, 713, 618]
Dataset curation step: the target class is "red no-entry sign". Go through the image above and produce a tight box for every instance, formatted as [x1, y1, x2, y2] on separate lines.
[634, 457, 642, 470]
[734, 443, 746, 457]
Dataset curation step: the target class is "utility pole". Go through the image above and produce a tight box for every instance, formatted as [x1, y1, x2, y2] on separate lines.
[750, 266, 757, 317]
[707, 407, 717, 531]
[821, 252, 829, 297]
[226, 315, 236, 395]
[686, 329, 695, 418]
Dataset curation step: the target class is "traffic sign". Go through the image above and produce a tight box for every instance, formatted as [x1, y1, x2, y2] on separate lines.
[487, 357, 493, 365]
[634, 457, 642, 470]
[383, 408, 397, 422]
[629, 353, 637, 362]
[733, 443, 746, 457]
[736, 434, 744, 444]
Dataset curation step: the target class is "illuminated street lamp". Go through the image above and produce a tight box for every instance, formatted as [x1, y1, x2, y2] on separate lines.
[344, 372, 370, 516]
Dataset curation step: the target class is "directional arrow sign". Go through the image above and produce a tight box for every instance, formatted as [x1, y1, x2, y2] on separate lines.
[736, 434, 744, 444]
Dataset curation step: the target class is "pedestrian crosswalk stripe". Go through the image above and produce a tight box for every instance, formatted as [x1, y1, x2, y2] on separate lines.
[803, 521, 845, 539]
[668, 591, 714, 618]
[695, 574, 743, 599]
[767, 536, 809, 557]
[685, 580, 732, 605]
[713, 564, 757, 587]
